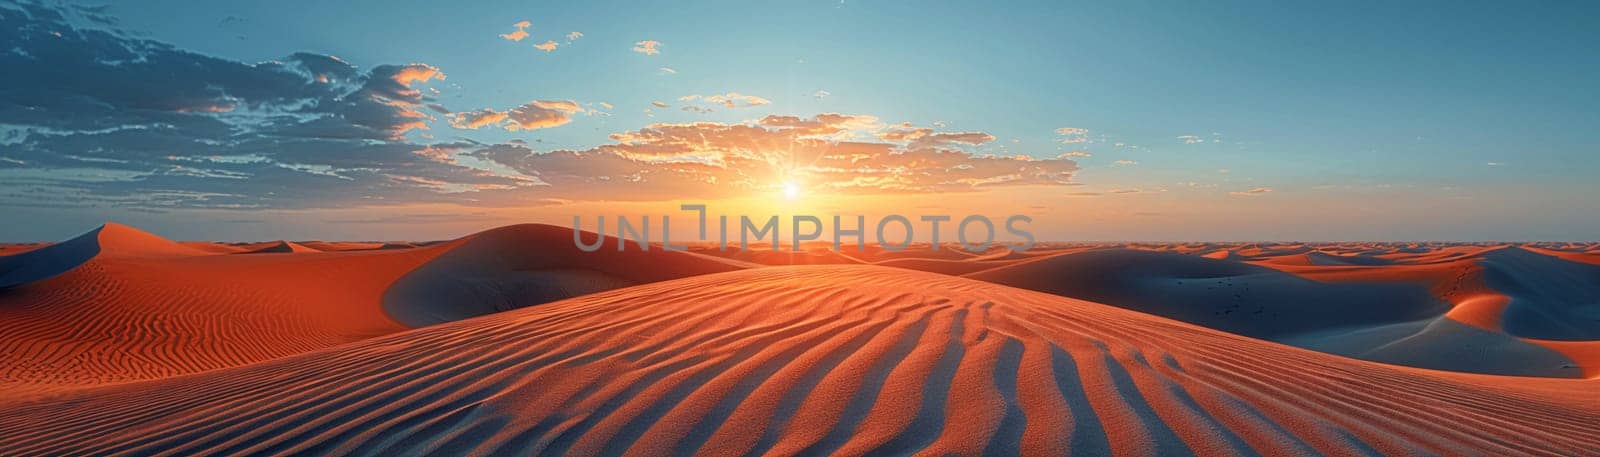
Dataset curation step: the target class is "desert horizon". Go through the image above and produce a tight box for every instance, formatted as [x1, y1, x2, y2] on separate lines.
[4, 0, 1599, 455]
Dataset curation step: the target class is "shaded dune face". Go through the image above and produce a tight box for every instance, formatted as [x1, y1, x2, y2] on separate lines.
[0, 266, 1595, 456]
[964, 247, 1598, 378]
[1478, 247, 1600, 341]
[384, 224, 752, 327]
[965, 249, 1449, 339]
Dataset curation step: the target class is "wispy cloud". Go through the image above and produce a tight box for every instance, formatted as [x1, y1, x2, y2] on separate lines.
[1229, 187, 1273, 196]
[1055, 127, 1089, 144]
[1112, 159, 1139, 166]
[657, 66, 676, 75]
[632, 40, 661, 55]
[533, 40, 558, 52]
[1177, 135, 1204, 144]
[680, 92, 772, 108]
[565, 31, 583, 43]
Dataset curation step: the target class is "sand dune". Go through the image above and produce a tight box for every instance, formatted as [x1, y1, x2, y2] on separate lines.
[3, 225, 1597, 454]
[0, 224, 455, 392]
[1, 265, 1594, 456]
[236, 240, 323, 254]
[0, 223, 767, 392]
[385, 224, 752, 326]
[966, 247, 1598, 377]
[0, 223, 205, 288]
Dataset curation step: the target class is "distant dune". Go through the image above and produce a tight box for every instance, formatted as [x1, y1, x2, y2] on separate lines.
[1, 224, 1597, 455]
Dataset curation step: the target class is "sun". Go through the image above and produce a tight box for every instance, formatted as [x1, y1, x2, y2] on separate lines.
[782, 182, 802, 200]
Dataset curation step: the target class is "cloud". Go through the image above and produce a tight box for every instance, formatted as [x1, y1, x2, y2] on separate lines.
[812, 90, 831, 99]
[447, 109, 509, 129]
[1055, 127, 1089, 144]
[533, 40, 558, 52]
[501, 21, 531, 42]
[0, 3, 1079, 211]
[1108, 188, 1141, 194]
[1486, 162, 1505, 166]
[651, 101, 670, 108]
[467, 114, 1078, 200]
[1178, 135, 1204, 144]
[632, 40, 661, 55]
[449, 100, 583, 131]
[0, 1, 518, 211]
[680, 92, 772, 108]
[1059, 151, 1092, 158]
[565, 31, 583, 43]
[658, 66, 676, 75]
[872, 123, 996, 149]
[1112, 159, 1139, 166]
[1229, 187, 1273, 196]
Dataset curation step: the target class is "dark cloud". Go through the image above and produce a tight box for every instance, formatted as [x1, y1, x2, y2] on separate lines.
[0, 1, 501, 210]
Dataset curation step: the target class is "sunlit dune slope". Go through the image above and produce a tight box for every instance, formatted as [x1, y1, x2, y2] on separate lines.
[0, 265, 1594, 456]
[0, 224, 455, 392]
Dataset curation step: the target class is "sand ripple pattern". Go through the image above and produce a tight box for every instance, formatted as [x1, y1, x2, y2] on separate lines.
[0, 246, 447, 392]
[1, 266, 1596, 456]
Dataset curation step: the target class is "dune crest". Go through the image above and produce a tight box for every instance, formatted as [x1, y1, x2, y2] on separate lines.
[237, 240, 323, 254]
[1, 265, 1594, 456]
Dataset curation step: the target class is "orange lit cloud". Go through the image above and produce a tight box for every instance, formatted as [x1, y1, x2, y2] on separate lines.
[632, 40, 661, 55]
[533, 40, 558, 52]
[468, 113, 1079, 201]
[449, 100, 582, 131]
[1230, 187, 1273, 196]
[500, 21, 531, 42]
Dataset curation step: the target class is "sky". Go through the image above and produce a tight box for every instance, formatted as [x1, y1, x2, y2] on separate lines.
[1, 0, 1597, 242]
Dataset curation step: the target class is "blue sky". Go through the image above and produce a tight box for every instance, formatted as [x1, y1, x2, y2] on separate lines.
[1, 0, 1597, 241]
